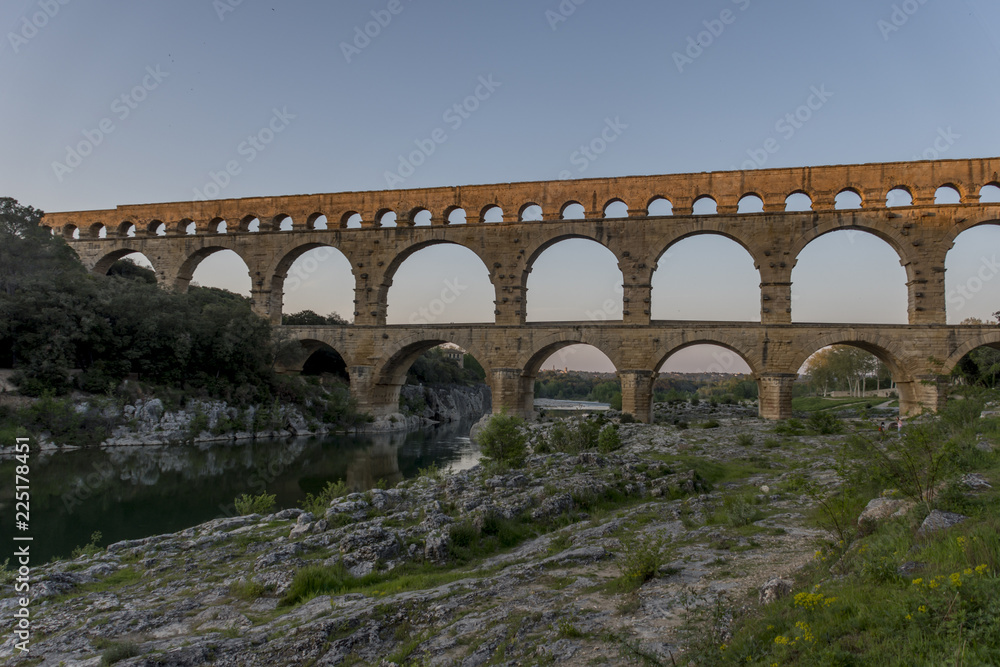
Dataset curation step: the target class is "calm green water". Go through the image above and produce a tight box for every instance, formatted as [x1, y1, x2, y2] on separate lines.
[0, 420, 481, 563]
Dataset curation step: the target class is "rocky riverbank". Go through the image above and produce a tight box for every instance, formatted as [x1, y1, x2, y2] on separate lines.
[0, 404, 865, 666]
[14, 384, 491, 451]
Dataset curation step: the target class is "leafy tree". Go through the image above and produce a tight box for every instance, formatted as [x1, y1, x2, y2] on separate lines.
[282, 310, 348, 325]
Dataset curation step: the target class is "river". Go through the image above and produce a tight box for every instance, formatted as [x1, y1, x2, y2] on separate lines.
[0, 419, 481, 564]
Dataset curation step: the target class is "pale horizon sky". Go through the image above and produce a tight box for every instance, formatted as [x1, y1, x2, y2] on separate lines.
[4, 0, 1000, 373]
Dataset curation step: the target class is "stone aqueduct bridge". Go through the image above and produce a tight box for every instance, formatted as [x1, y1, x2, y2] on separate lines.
[45, 157, 1000, 422]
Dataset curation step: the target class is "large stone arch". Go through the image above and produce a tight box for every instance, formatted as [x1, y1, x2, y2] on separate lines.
[379, 240, 494, 325]
[274, 336, 356, 376]
[521, 233, 625, 323]
[790, 331, 934, 416]
[943, 330, 1000, 375]
[654, 226, 762, 267]
[788, 216, 911, 267]
[91, 247, 159, 278]
[175, 246, 252, 292]
[650, 335, 763, 377]
[267, 242, 356, 322]
[944, 214, 1000, 247]
[367, 332, 493, 417]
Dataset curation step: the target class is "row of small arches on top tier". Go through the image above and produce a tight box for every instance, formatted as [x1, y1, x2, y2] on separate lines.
[54, 183, 1000, 240]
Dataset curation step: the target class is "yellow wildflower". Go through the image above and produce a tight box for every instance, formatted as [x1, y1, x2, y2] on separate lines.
[911, 578, 923, 586]
[918, 605, 927, 613]
[975, 564, 989, 575]
[774, 635, 789, 645]
[906, 614, 913, 620]
[950, 572, 962, 588]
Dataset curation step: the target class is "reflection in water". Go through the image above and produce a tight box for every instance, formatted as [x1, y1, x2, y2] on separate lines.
[0, 418, 481, 563]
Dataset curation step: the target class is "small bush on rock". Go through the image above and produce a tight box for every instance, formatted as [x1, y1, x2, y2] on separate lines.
[234, 492, 276, 516]
[474, 412, 528, 468]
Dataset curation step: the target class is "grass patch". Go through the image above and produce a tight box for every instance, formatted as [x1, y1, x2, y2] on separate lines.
[683, 402, 1000, 666]
[791, 396, 872, 412]
[279, 561, 481, 607]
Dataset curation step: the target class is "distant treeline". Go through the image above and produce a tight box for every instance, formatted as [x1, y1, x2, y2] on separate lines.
[533, 370, 758, 406]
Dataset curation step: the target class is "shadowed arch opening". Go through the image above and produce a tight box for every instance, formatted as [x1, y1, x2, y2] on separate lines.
[526, 238, 623, 322]
[308, 213, 328, 230]
[980, 185, 1000, 203]
[886, 187, 912, 207]
[446, 207, 467, 225]
[604, 200, 628, 219]
[378, 211, 397, 228]
[737, 194, 763, 214]
[149, 220, 166, 236]
[482, 205, 503, 223]
[209, 218, 228, 234]
[274, 214, 293, 232]
[651, 234, 760, 321]
[242, 216, 260, 233]
[647, 197, 673, 216]
[949, 342, 1000, 388]
[413, 209, 432, 226]
[785, 192, 813, 212]
[800, 345, 895, 399]
[88, 223, 107, 239]
[935, 185, 961, 205]
[344, 213, 363, 229]
[657, 343, 754, 374]
[692, 196, 717, 215]
[385, 243, 494, 325]
[93, 250, 156, 279]
[300, 343, 350, 382]
[370, 339, 489, 419]
[945, 223, 1000, 324]
[520, 203, 542, 222]
[561, 202, 585, 220]
[181, 219, 197, 236]
[279, 244, 355, 324]
[181, 248, 252, 296]
[116, 221, 136, 237]
[531, 343, 620, 410]
[792, 230, 907, 323]
[835, 189, 862, 209]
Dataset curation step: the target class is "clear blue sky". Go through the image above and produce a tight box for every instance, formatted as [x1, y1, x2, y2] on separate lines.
[4, 0, 1000, 372]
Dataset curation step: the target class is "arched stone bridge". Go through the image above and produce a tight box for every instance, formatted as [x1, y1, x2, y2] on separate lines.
[45, 157, 1000, 422]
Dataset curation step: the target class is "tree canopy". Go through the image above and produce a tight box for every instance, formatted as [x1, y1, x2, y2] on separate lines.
[0, 198, 276, 401]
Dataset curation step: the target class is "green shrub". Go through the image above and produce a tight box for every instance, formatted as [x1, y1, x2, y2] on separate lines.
[735, 432, 755, 447]
[299, 480, 348, 516]
[101, 641, 141, 665]
[597, 424, 622, 453]
[808, 410, 843, 434]
[474, 412, 528, 467]
[234, 492, 276, 516]
[615, 533, 673, 591]
[72, 531, 103, 558]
